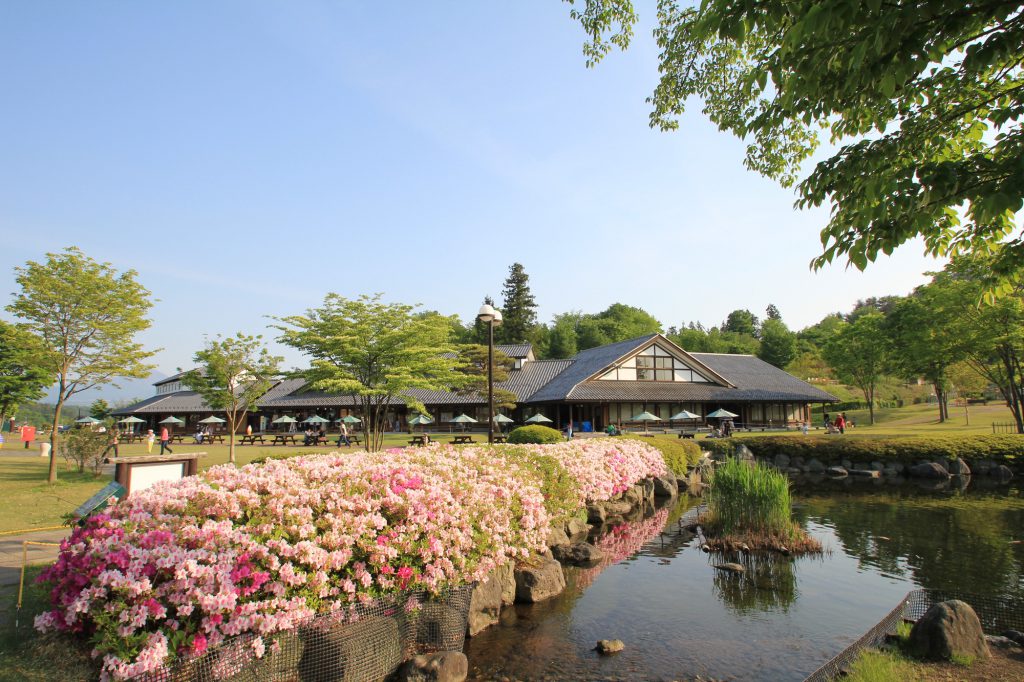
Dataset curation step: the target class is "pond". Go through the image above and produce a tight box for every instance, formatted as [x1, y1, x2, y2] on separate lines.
[464, 478, 1024, 681]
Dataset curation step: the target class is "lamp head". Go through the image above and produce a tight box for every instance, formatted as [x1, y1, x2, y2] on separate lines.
[477, 304, 497, 323]
[492, 309, 502, 326]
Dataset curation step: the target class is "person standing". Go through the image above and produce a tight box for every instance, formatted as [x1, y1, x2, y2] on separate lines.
[160, 426, 173, 454]
[566, 421, 573, 441]
[337, 421, 351, 447]
[145, 429, 155, 453]
[20, 423, 33, 449]
[102, 429, 120, 458]
[835, 413, 846, 435]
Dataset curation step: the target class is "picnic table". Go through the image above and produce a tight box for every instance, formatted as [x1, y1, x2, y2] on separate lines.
[493, 434, 507, 443]
[408, 435, 431, 446]
[169, 434, 188, 444]
[121, 433, 142, 444]
[202, 434, 226, 444]
[452, 435, 475, 445]
[271, 434, 299, 446]
[238, 433, 266, 445]
[677, 432, 697, 439]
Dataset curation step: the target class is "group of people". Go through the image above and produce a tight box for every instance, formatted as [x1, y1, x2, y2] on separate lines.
[192, 426, 214, 444]
[823, 412, 854, 434]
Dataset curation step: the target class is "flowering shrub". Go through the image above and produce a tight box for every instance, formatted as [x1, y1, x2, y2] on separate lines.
[36, 439, 664, 680]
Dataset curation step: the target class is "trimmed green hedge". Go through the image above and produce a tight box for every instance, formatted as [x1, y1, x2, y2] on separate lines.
[702, 435, 1023, 469]
[622, 435, 702, 475]
[507, 425, 564, 444]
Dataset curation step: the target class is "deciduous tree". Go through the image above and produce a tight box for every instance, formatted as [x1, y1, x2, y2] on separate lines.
[182, 333, 282, 464]
[568, 0, 1024, 285]
[0, 321, 50, 434]
[274, 294, 471, 451]
[823, 312, 891, 424]
[758, 318, 797, 369]
[6, 248, 156, 483]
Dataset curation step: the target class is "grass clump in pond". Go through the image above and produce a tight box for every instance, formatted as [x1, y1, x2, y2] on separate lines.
[844, 649, 922, 682]
[703, 458, 822, 554]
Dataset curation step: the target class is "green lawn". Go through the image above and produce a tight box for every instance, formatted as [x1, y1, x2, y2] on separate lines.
[0, 431, 488, 533]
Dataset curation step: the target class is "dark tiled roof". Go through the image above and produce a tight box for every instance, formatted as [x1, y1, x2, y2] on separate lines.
[113, 391, 218, 413]
[496, 344, 532, 359]
[691, 353, 838, 402]
[526, 335, 656, 403]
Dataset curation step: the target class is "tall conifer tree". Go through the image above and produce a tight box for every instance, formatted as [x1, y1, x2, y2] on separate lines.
[498, 263, 538, 345]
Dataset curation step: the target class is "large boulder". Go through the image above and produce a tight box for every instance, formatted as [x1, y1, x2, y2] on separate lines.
[908, 600, 990, 662]
[565, 518, 591, 543]
[603, 499, 633, 517]
[551, 542, 604, 567]
[395, 652, 468, 682]
[774, 453, 791, 469]
[993, 465, 1014, 480]
[948, 458, 971, 476]
[495, 562, 516, 606]
[466, 571, 504, 637]
[806, 458, 825, 473]
[640, 478, 655, 503]
[546, 525, 570, 550]
[653, 472, 678, 498]
[586, 503, 606, 524]
[909, 462, 950, 479]
[514, 557, 566, 603]
[416, 603, 465, 652]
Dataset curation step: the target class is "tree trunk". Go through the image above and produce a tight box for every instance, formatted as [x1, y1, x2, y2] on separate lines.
[866, 385, 876, 425]
[227, 411, 237, 464]
[934, 383, 946, 422]
[49, 391, 65, 484]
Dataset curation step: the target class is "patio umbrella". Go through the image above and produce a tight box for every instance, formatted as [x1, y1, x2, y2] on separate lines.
[272, 416, 297, 424]
[524, 414, 552, 424]
[632, 411, 661, 435]
[118, 416, 145, 423]
[341, 415, 362, 424]
[159, 416, 184, 425]
[706, 408, 738, 419]
[492, 414, 514, 423]
[408, 415, 433, 425]
[198, 416, 226, 424]
[75, 416, 101, 424]
[303, 415, 330, 424]
[669, 410, 701, 421]
[451, 413, 478, 432]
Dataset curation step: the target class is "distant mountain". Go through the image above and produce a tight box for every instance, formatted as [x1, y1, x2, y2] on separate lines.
[44, 370, 167, 408]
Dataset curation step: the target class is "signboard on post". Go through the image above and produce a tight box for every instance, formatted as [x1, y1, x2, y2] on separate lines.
[106, 453, 206, 496]
[72, 481, 126, 520]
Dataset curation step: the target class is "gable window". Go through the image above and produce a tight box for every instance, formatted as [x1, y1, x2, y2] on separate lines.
[598, 344, 712, 382]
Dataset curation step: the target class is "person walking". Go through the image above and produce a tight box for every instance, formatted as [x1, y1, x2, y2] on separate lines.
[145, 429, 155, 453]
[102, 429, 120, 458]
[337, 421, 351, 447]
[160, 426, 173, 454]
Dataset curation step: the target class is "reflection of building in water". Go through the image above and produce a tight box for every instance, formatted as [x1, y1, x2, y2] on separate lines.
[712, 551, 799, 614]
[574, 507, 671, 593]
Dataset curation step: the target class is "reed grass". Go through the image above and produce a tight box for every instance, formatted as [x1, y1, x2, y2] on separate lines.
[706, 458, 793, 536]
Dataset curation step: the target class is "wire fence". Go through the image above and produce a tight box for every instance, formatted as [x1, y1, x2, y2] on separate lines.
[803, 589, 1024, 682]
[135, 583, 474, 682]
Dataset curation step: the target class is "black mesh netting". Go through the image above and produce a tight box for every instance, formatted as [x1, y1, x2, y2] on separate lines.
[803, 589, 1024, 682]
[135, 583, 474, 682]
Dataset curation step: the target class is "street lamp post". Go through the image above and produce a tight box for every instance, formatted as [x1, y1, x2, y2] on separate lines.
[476, 304, 503, 444]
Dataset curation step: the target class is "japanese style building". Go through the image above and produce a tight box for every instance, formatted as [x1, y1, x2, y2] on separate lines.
[114, 334, 837, 432]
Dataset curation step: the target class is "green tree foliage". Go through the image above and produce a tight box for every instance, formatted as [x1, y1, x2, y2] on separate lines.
[928, 255, 1024, 432]
[497, 263, 539, 345]
[569, 1, 1024, 285]
[765, 303, 782, 321]
[507, 424, 564, 444]
[757, 318, 797, 369]
[274, 294, 471, 451]
[6, 248, 156, 483]
[823, 312, 891, 424]
[182, 333, 282, 464]
[471, 295, 498, 345]
[89, 399, 110, 422]
[455, 344, 517, 411]
[0, 321, 50, 432]
[58, 427, 107, 475]
[577, 303, 662, 350]
[723, 309, 760, 337]
[886, 290, 963, 422]
[546, 312, 581, 359]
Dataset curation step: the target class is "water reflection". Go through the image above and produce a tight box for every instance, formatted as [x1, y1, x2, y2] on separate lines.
[711, 551, 799, 615]
[466, 481, 1024, 681]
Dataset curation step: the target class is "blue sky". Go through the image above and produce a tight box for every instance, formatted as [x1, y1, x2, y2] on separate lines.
[1, 2, 940, 394]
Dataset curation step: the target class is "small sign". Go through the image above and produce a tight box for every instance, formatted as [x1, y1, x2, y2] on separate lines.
[73, 481, 126, 520]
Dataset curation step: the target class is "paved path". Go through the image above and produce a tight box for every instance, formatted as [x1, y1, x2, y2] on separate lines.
[0, 528, 69, 628]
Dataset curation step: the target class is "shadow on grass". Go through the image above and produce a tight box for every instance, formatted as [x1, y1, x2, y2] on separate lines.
[0, 565, 96, 682]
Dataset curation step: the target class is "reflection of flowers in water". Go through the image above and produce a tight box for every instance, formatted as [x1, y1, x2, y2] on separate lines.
[574, 508, 671, 593]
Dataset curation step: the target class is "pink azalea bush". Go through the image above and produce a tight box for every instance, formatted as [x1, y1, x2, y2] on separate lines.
[36, 439, 665, 680]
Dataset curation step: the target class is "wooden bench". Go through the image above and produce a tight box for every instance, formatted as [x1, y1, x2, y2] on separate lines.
[493, 435, 507, 443]
[452, 435, 475, 445]
[239, 434, 265, 445]
[408, 435, 430, 446]
[677, 432, 697, 439]
[271, 434, 298, 446]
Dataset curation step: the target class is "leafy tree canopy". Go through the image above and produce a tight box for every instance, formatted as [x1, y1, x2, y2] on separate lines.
[722, 309, 760, 337]
[823, 312, 892, 424]
[274, 294, 471, 451]
[182, 333, 282, 464]
[0, 321, 50, 429]
[6, 247, 156, 482]
[569, 0, 1024, 286]
[758, 318, 797, 368]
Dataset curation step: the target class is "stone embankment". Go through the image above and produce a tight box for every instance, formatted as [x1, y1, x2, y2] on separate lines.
[465, 471, 679, 638]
